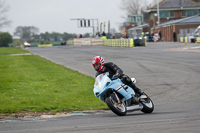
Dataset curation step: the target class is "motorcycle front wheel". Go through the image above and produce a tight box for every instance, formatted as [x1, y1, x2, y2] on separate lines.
[105, 96, 127, 116]
[140, 93, 154, 113]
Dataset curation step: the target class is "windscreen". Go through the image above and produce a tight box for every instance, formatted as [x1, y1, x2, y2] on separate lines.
[94, 72, 109, 86]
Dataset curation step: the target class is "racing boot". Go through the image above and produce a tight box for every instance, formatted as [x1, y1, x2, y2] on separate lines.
[134, 86, 144, 96]
[129, 82, 144, 96]
[131, 94, 139, 104]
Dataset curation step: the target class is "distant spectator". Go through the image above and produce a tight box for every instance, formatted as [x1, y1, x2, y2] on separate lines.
[101, 32, 107, 40]
[142, 32, 145, 38]
[101, 36, 107, 40]
[102, 32, 106, 36]
[159, 31, 162, 41]
[173, 32, 177, 42]
[121, 34, 125, 39]
[121, 34, 128, 39]
[125, 34, 129, 38]
[95, 33, 100, 39]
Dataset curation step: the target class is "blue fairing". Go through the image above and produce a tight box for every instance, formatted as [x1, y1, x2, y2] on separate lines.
[93, 72, 135, 101]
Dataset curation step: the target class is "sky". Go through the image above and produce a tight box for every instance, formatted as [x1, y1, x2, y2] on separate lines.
[1, 0, 153, 35]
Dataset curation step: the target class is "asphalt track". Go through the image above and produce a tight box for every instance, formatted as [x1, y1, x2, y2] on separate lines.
[1, 42, 200, 133]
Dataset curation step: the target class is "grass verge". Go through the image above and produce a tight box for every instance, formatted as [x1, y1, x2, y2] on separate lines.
[0, 47, 107, 115]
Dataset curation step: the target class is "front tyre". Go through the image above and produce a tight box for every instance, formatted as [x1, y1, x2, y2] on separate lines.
[140, 93, 154, 113]
[105, 96, 127, 116]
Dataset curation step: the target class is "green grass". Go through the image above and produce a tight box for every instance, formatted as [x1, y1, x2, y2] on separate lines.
[0, 48, 107, 113]
[29, 41, 62, 47]
[0, 47, 29, 55]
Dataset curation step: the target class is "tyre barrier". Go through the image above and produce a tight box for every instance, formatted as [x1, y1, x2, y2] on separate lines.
[196, 37, 200, 43]
[180, 37, 200, 43]
[103, 39, 146, 47]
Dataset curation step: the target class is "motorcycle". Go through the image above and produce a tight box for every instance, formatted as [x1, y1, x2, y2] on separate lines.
[93, 72, 154, 116]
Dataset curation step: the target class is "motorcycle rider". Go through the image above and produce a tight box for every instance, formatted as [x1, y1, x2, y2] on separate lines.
[92, 56, 144, 96]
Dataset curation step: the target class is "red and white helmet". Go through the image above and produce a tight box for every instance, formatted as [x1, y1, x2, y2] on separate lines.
[92, 56, 105, 72]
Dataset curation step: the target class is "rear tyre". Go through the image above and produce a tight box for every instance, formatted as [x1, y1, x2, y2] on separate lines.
[105, 96, 127, 116]
[140, 93, 154, 113]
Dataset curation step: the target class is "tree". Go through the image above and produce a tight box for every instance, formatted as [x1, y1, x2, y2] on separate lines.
[62, 32, 75, 41]
[0, 32, 12, 47]
[31, 34, 40, 42]
[50, 32, 62, 41]
[40, 32, 50, 42]
[84, 33, 90, 38]
[192, 0, 200, 2]
[0, 0, 11, 28]
[14, 26, 39, 41]
[120, 0, 148, 16]
[12, 39, 23, 47]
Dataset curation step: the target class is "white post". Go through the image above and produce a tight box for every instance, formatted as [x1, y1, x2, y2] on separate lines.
[157, 0, 160, 25]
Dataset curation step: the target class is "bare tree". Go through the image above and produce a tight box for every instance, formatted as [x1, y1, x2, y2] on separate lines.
[151, 0, 163, 7]
[120, 0, 154, 23]
[110, 28, 117, 35]
[0, 0, 11, 28]
[120, 0, 148, 16]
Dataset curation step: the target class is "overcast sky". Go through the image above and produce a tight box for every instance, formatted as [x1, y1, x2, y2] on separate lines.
[1, 0, 153, 35]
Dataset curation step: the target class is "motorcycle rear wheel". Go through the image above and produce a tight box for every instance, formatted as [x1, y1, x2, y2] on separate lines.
[105, 96, 127, 116]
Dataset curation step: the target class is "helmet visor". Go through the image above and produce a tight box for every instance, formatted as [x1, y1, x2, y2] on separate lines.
[93, 62, 101, 71]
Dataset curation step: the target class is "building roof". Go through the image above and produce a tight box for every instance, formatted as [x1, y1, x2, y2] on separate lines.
[151, 0, 200, 10]
[152, 14, 200, 29]
[129, 23, 149, 31]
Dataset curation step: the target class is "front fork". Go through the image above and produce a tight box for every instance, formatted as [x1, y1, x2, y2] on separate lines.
[113, 92, 121, 103]
[113, 91, 132, 107]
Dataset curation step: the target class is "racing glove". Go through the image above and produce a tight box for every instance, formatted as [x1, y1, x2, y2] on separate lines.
[112, 73, 120, 79]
